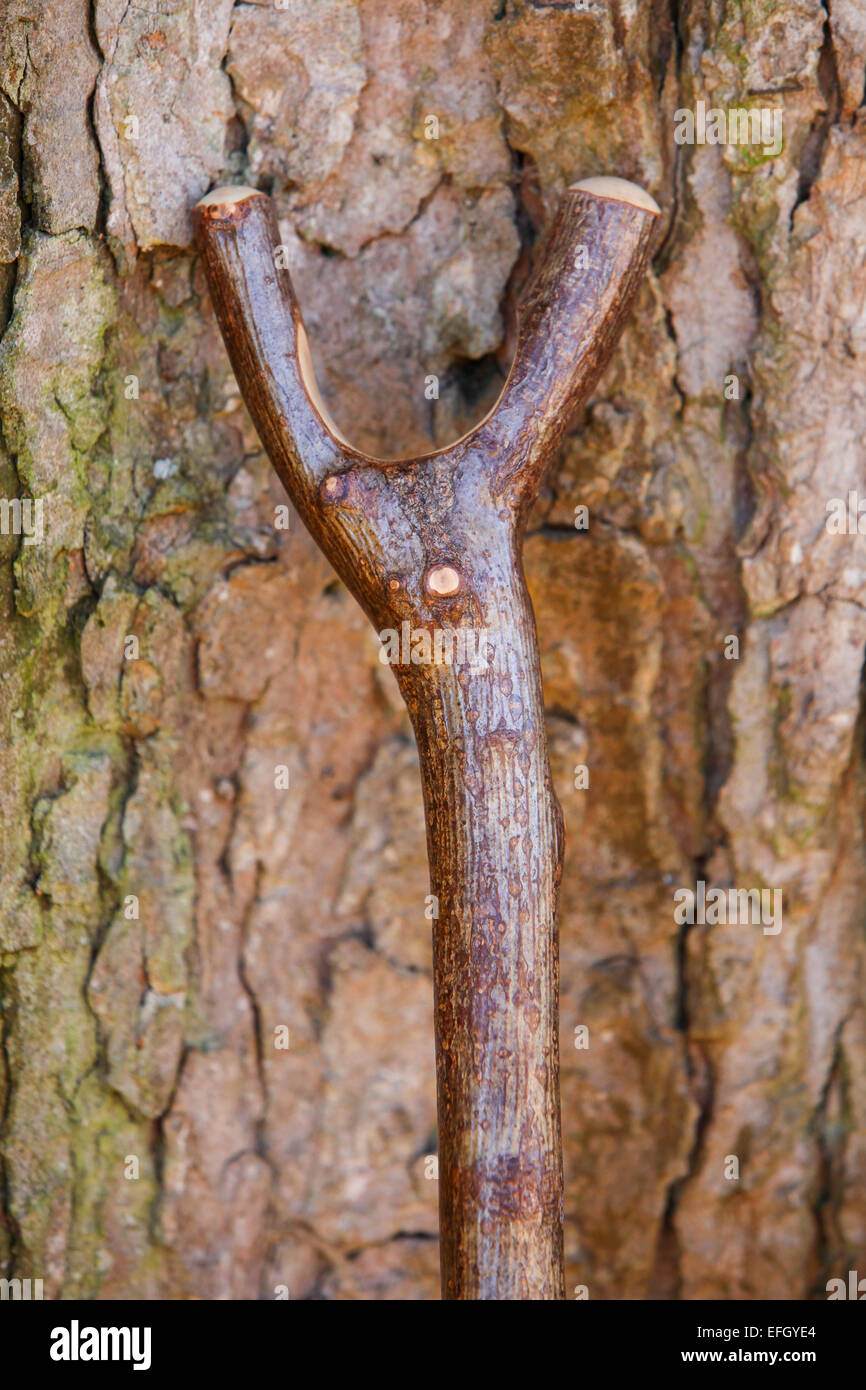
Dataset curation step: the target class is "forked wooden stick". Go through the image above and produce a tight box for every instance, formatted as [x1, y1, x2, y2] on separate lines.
[193, 177, 659, 1300]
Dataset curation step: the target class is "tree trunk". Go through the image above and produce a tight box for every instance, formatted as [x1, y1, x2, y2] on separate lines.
[1, 0, 865, 1301]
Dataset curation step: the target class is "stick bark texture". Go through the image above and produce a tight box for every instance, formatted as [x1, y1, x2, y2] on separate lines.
[193, 179, 658, 1300]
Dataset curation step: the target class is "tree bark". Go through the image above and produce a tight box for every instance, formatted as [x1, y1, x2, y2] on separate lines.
[1, 0, 865, 1303]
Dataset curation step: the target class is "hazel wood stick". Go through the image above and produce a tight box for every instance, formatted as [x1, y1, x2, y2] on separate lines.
[193, 177, 659, 1300]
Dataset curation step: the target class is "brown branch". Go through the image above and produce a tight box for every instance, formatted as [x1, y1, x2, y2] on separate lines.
[193, 176, 659, 1301]
[484, 178, 659, 512]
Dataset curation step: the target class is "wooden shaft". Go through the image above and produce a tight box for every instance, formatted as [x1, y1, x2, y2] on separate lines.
[399, 561, 564, 1298]
[193, 178, 659, 1300]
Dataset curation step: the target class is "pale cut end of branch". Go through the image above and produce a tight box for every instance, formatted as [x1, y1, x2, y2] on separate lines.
[426, 564, 462, 596]
[196, 184, 265, 209]
[569, 176, 661, 215]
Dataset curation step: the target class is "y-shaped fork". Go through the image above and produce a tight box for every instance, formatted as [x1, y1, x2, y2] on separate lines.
[193, 176, 659, 1300]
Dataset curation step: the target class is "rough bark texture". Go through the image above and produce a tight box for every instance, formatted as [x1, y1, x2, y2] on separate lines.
[1, 0, 865, 1301]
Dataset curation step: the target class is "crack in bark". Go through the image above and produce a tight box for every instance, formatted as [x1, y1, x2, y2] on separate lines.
[0, 965, 22, 1278]
[237, 859, 272, 1167]
[808, 1014, 851, 1294]
[790, 4, 842, 229]
[85, 0, 110, 242]
[652, 849, 715, 1297]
